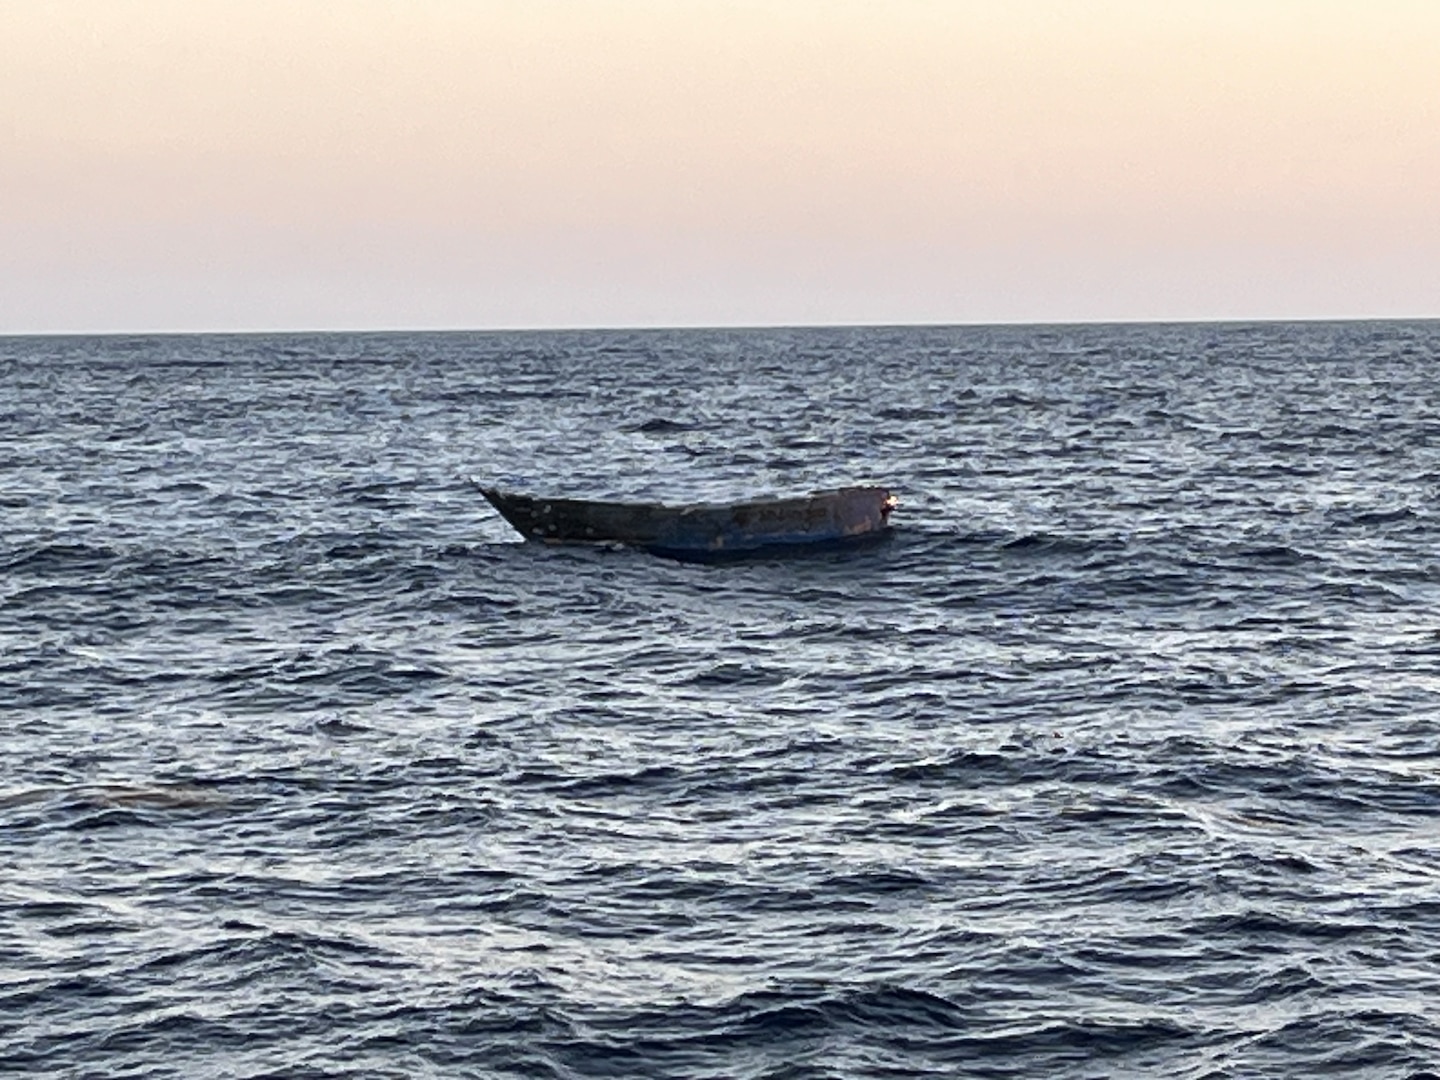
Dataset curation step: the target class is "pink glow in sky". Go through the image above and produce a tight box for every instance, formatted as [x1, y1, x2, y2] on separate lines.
[2, 0, 1438, 332]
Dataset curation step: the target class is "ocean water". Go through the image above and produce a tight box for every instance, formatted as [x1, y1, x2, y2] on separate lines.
[2, 321, 1439, 1079]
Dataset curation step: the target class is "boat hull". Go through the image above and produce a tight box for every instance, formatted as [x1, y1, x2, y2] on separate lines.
[479, 485, 895, 558]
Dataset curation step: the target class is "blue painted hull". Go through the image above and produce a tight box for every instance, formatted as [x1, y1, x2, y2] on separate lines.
[480, 485, 896, 559]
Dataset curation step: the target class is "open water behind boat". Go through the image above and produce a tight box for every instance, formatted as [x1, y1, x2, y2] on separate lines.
[3, 322, 1440, 1078]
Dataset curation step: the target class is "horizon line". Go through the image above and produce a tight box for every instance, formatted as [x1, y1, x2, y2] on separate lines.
[4, 313, 1439, 339]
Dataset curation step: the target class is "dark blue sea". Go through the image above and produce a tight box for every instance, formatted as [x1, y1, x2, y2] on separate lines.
[3, 322, 1439, 1079]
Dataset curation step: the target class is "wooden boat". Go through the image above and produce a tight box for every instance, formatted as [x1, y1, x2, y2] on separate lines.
[478, 484, 896, 559]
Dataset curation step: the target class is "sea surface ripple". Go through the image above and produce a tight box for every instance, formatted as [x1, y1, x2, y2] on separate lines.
[3, 322, 1439, 1078]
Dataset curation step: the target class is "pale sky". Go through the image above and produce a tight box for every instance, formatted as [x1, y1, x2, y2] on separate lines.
[2, 0, 1437, 333]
